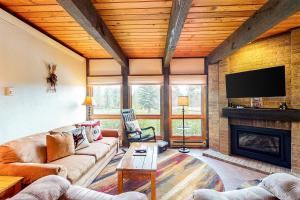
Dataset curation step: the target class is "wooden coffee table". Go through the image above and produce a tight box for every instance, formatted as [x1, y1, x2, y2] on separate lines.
[117, 142, 158, 200]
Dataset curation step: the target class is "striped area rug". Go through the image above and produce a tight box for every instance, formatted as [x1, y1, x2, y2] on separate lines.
[89, 149, 224, 200]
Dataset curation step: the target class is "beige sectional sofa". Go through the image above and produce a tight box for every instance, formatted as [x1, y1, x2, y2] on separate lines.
[0, 124, 119, 187]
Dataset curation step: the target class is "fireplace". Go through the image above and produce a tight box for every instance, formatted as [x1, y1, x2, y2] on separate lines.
[231, 125, 291, 168]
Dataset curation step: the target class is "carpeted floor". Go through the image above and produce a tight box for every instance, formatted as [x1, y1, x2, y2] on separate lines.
[89, 149, 224, 200]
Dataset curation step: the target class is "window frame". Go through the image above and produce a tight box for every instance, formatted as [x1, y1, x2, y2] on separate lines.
[129, 84, 163, 139]
[169, 84, 207, 141]
[90, 84, 122, 129]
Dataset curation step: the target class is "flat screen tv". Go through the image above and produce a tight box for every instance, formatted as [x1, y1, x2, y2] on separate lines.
[226, 66, 286, 98]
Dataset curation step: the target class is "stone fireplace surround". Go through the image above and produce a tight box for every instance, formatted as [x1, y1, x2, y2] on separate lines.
[207, 29, 300, 174]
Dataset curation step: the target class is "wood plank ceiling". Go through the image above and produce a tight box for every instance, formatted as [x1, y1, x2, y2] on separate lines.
[0, 0, 112, 58]
[174, 0, 267, 57]
[259, 11, 300, 39]
[0, 0, 300, 59]
[93, 0, 172, 58]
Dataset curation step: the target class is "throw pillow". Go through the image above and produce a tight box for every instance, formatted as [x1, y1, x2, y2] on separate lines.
[126, 120, 141, 132]
[80, 121, 102, 142]
[64, 127, 90, 150]
[259, 173, 300, 200]
[46, 133, 75, 162]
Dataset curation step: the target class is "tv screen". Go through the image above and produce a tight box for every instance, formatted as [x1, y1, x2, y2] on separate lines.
[226, 66, 286, 98]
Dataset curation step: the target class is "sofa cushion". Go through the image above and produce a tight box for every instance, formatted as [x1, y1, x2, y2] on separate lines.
[50, 155, 95, 183]
[63, 185, 114, 200]
[51, 125, 77, 133]
[46, 133, 75, 162]
[191, 187, 277, 200]
[9, 175, 70, 200]
[259, 173, 300, 200]
[112, 192, 148, 200]
[75, 142, 110, 160]
[0, 133, 47, 164]
[64, 186, 147, 200]
[96, 137, 118, 150]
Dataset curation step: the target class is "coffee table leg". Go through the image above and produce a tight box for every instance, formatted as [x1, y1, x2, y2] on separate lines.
[151, 172, 156, 200]
[118, 171, 123, 193]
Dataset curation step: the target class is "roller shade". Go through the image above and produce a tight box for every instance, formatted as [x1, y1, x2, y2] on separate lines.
[89, 59, 121, 76]
[170, 58, 205, 75]
[128, 75, 163, 85]
[129, 59, 162, 75]
[87, 76, 122, 85]
[169, 75, 207, 85]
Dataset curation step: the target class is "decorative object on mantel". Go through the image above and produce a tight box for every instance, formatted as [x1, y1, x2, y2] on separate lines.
[251, 97, 262, 108]
[279, 102, 288, 110]
[82, 96, 96, 120]
[46, 64, 58, 92]
[178, 96, 190, 153]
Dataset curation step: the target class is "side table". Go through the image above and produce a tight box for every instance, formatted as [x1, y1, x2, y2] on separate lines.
[0, 176, 23, 200]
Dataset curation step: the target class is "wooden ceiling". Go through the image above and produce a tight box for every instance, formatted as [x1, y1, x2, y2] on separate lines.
[0, 0, 299, 59]
[174, 0, 267, 57]
[259, 11, 300, 39]
[0, 0, 112, 58]
[94, 0, 172, 58]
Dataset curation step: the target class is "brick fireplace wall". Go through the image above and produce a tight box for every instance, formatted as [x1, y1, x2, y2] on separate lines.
[208, 28, 300, 173]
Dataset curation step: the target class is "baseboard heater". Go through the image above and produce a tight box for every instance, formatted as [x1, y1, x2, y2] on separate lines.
[170, 140, 207, 148]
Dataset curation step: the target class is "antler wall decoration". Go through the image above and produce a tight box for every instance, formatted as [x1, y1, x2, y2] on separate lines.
[47, 64, 58, 92]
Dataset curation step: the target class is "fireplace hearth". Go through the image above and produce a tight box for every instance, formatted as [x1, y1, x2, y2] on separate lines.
[231, 125, 291, 168]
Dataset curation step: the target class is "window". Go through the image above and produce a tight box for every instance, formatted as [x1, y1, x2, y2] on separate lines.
[91, 85, 121, 129]
[132, 85, 160, 115]
[131, 85, 161, 136]
[93, 85, 121, 114]
[170, 85, 206, 138]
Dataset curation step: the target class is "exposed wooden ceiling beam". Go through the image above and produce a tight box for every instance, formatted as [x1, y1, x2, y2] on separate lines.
[207, 0, 300, 64]
[163, 0, 192, 68]
[57, 0, 128, 67]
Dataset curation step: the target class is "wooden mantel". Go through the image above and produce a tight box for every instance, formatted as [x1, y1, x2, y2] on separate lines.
[222, 107, 300, 122]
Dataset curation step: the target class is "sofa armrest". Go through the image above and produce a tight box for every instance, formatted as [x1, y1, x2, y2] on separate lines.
[63, 185, 147, 200]
[112, 192, 148, 200]
[9, 175, 70, 200]
[0, 162, 67, 185]
[102, 129, 119, 138]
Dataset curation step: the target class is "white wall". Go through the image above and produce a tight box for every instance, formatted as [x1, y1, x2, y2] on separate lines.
[0, 9, 86, 143]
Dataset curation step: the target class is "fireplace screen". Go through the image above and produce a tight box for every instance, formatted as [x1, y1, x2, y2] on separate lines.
[231, 125, 291, 168]
[238, 132, 280, 155]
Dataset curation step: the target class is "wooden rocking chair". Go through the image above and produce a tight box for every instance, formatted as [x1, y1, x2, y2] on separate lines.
[121, 109, 156, 144]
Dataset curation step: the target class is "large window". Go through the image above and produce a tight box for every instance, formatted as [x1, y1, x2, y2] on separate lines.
[170, 85, 206, 138]
[131, 85, 161, 136]
[91, 85, 121, 129]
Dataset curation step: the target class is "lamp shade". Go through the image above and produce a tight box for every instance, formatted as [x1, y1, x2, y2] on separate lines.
[82, 96, 96, 106]
[178, 96, 189, 106]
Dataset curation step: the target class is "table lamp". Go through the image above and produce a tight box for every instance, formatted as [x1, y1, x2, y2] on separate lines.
[83, 96, 96, 120]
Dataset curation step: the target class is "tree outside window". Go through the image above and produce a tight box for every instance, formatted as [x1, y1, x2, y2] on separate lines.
[132, 85, 160, 115]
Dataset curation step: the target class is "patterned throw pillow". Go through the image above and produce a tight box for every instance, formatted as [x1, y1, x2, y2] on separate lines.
[126, 120, 141, 132]
[81, 121, 102, 142]
[64, 127, 90, 150]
